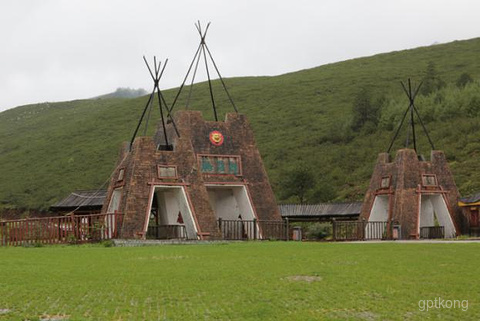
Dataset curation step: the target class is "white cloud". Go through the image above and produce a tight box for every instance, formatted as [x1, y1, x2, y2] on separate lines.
[0, 0, 479, 111]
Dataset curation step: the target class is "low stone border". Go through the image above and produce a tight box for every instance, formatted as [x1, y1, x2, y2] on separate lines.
[347, 239, 480, 244]
[112, 239, 237, 247]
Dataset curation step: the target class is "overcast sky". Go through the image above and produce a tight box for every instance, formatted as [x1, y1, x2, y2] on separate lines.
[0, 0, 479, 112]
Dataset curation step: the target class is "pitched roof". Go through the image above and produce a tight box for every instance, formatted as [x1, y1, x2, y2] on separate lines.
[279, 202, 362, 218]
[459, 192, 480, 206]
[50, 190, 363, 218]
[50, 190, 107, 210]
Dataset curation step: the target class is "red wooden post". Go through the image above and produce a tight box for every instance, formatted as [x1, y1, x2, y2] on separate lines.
[16, 221, 20, 246]
[15, 221, 19, 246]
[71, 214, 75, 242]
[57, 217, 60, 243]
[10, 222, 13, 246]
[25, 220, 28, 244]
[48, 219, 52, 244]
[63, 216, 66, 242]
[59, 217, 62, 242]
[14, 221, 16, 246]
[1, 222, 4, 246]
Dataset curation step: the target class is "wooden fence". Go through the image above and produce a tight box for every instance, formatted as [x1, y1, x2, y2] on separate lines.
[0, 213, 123, 246]
[420, 226, 444, 239]
[218, 219, 288, 240]
[146, 225, 187, 240]
[332, 220, 388, 241]
[258, 220, 289, 240]
[217, 219, 391, 241]
[3, 215, 445, 245]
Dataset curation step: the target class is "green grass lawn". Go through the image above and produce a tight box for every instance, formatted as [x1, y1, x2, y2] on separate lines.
[0, 242, 478, 320]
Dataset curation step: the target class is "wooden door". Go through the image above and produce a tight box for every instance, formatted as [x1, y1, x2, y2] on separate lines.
[471, 209, 479, 227]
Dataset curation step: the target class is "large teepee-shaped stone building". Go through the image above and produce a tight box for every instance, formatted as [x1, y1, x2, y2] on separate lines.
[102, 111, 280, 240]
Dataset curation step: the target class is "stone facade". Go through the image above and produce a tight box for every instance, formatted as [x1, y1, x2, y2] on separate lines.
[101, 111, 280, 239]
[360, 149, 464, 239]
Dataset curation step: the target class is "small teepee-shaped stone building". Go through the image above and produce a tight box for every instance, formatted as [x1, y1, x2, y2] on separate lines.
[360, 149, 462, 239]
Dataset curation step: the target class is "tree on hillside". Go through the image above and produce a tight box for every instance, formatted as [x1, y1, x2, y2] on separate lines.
[420, 62, 446, 96]
[351, 88, 380, 132]
[456, 72, 473, 88]
[280, 166, 316, 203]
[310, 183, 337, 203]
[115, 87, 148, 98]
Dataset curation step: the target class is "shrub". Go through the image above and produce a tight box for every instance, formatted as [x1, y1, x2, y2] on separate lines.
[101, 240, 114, 247]
[456, 72, 473, 88]
[67, 235, 78, 245]
[305, 223, 332, 240]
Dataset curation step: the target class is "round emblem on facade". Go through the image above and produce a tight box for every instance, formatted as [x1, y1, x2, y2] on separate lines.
[209, 130, 224, 146]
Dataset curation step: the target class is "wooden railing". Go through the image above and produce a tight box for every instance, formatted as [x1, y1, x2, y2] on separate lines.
[332, 220, 364, 241]
[0, 213, 123, 246]
[146, 225, 187, 240]
[420, 226, 444, 239]
[332, 220, 388, 241]
[258, 220, 289, 240]
[217, 219, 288, 240]
[217, 219, 389, 241]
[5, 214, 447, 244]
[364, 221, 389, 240]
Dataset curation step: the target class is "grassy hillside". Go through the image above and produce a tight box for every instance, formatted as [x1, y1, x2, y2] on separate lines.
[1, 38, 480, 213]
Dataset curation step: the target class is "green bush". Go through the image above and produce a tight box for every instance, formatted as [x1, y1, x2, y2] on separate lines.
[101, 240, 114, 247]
[305, 223, 332, 240]
[67, 235, 78, 245]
